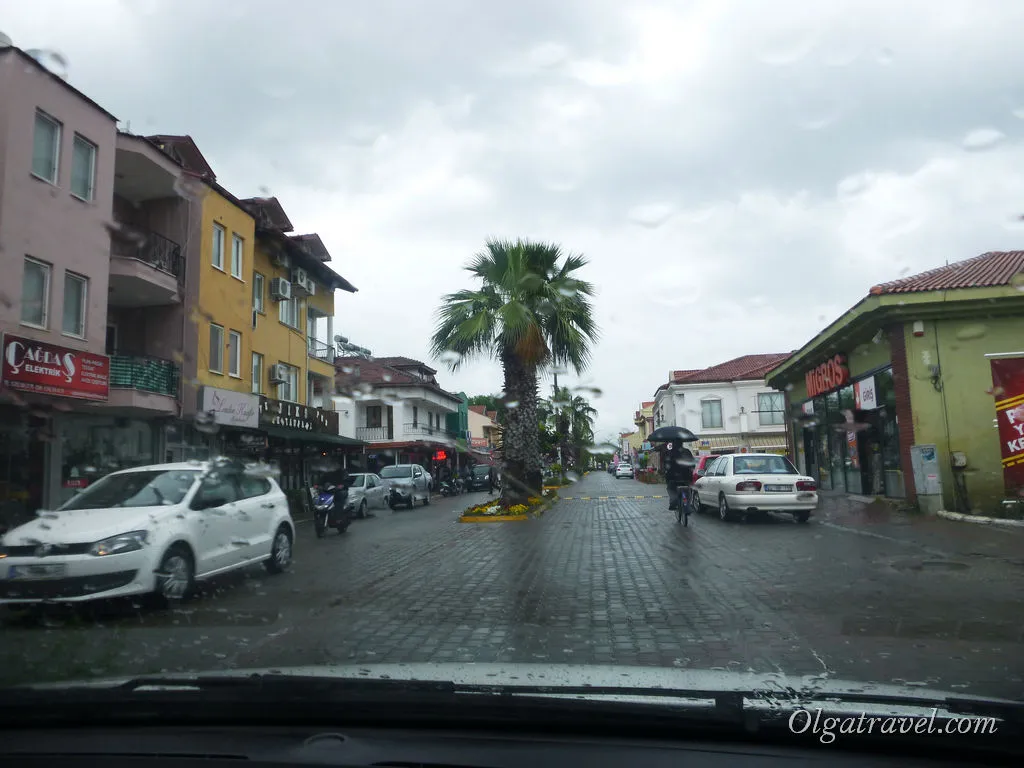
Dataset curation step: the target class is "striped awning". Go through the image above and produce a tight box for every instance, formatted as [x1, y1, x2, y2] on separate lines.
[694, 434, 787, 452]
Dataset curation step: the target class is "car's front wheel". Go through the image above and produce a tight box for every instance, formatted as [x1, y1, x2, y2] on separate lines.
[264, 525, 293, 573]
[155, 544, 194, 603]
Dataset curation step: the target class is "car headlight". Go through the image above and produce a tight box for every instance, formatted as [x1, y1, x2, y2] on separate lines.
[90, 530, 149, 557]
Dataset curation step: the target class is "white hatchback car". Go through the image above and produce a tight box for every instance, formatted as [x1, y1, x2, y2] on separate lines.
[0, 460, 294, 605]
[692, 453, 818, 523]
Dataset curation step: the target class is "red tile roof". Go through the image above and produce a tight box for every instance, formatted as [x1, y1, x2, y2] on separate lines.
[469, 404, 488, 415]
[641, 400, 655, 408]
[672, 369, 699, 382]
[676, 353, 791, 384]
[334, 356, 460, 402]
[374, 356, 438, 376]
[869, 251, 1024, 295]
[146, 134, 216, 180]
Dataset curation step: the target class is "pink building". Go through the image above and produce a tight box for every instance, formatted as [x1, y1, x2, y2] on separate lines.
[0, 47, 195, 518]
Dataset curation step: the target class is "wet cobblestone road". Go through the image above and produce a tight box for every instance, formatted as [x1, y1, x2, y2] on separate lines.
[3, 471, 1023, 699]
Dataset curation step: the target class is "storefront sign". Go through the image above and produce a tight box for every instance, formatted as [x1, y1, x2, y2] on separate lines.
[1, 333, 109, 401]
[805, 354, 849, 398]
[801, 400, 815, 415]
[260, 397, 339, 435]
[199, 386, 259, 429]
[990, 357, 1024, 494]
[470, 437, 489, 448]
[854, 376, 878, 410]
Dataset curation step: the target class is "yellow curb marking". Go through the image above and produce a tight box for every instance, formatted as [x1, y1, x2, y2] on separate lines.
[459, 515, 530, 523]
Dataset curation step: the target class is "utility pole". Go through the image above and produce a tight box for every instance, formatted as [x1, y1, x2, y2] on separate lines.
[553, 373, 564, 470]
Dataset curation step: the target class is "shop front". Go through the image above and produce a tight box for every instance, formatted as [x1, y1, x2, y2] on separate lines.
[0, 332, 176, 519]
[791, 353, 904, 498]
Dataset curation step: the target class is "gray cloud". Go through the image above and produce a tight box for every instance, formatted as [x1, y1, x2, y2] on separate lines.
[5, 0, 1024, 439]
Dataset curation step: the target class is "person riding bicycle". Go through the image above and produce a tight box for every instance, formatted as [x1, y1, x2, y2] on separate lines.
[665, 446, 695, 512]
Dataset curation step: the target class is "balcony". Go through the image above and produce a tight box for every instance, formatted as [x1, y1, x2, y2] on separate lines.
[109, 224, 183, 307]
[308, 338, 336, 364]
[107, 355, 179, 415]
[404, 423, 456, 440]
[356, 425, 393, 441]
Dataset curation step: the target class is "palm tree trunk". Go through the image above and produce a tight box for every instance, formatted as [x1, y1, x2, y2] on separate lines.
[500, 348, 543, 504]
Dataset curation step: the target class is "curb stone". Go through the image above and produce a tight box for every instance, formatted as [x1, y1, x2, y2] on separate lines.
[936, 509, 1024, 528]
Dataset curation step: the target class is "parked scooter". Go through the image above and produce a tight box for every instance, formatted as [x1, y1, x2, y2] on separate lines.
[439, 478, 460, 497]
[313, 483, 353, 538]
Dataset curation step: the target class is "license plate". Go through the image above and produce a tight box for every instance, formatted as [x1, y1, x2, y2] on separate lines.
[7, 564, 66, 581]
[765, 484, 792, 493]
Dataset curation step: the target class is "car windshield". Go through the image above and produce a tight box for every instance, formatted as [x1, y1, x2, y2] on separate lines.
[59, 469, 203, 510]
[4, 2, 1022, 728]
[733, 456, 799, 475]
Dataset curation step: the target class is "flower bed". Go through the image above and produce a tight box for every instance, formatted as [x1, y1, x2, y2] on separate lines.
[459, 488, 558, 522]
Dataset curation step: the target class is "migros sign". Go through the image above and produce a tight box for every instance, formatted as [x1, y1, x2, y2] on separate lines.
[805, 354, 849, 398]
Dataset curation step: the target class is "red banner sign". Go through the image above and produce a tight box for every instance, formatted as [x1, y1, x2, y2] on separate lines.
[1, 333, 109, 401]
[990, 357, 1024, 495]
[805, 354, 849, 398]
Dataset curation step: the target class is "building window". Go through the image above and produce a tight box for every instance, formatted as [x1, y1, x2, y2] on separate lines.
[758, 392, 785, 426]
[21, 257, 51, 327]
[252, 272, 265, 312]
[278, 296, 301, 329]
[251, 353, 263, 394]
[70, 135, 97, 201]
[701, 399, 723, 429]
[366, 405, 382, 428]
[412, 406, 418, 427]
[32, 111, 61, 183]
[228, 330, 241, 377]
[231, 234, 244, 278]
[62, 272, 88, 337]
[277, 363, 299, 402]
[209, 323, 224, 373]
[212, 224, 225, 270]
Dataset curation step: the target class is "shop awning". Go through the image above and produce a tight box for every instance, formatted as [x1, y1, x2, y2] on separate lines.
[746, 435, 788, 450]
[263, 425, 365, 447]
[695, 436, 742, 451]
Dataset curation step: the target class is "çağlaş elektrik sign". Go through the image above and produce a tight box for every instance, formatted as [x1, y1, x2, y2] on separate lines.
[1, 333, 110, 401]
[805, 354, 849, 398]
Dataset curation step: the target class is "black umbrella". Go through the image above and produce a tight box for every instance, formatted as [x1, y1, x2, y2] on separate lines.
[647, 425, 698, 443]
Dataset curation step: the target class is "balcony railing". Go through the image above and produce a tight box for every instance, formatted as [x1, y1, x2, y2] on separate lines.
[403, 423, 456, 439]
[109, 355, 179, 397]
[308, 338, 336, 364]
[111, 224, 184, 280]
[356, 425, 393, 441]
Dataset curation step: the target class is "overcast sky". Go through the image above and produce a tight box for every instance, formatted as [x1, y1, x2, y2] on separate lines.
[5, 0, 1024, 442]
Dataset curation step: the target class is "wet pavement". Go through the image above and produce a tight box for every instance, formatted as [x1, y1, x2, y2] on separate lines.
[2, 472, 1023, 700]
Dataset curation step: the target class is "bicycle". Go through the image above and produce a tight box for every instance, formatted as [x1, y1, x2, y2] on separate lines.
[675, 485, 693, 526]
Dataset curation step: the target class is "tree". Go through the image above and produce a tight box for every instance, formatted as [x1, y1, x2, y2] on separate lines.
[431, 239, 598, 504]
[467, 393, 506, 422]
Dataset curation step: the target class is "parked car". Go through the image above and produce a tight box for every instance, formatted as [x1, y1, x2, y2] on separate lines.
[464, 464, 497, 492]
[615, 463, 635, 479]
[380, 463, 431, 509]
[0, 461, 294, 606]
[342, 472, 390, 517]
[692, 453, 817, 523]
[693, 454, 719, 481]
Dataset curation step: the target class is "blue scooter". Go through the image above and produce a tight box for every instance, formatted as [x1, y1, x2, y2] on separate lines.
[313, 483, 353, 538]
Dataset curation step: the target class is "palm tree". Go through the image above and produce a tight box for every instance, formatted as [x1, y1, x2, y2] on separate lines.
[549, 386, 598, 469]
[431, 239, 598, 504]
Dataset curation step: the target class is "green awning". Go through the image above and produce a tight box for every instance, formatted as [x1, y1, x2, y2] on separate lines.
[262, 425, 365, 447]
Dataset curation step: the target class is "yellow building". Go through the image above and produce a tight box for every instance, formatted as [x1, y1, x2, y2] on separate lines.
[243, 197, 356, 407]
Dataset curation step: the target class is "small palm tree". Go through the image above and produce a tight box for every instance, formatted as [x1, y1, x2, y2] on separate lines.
[431, 238, 598, 503]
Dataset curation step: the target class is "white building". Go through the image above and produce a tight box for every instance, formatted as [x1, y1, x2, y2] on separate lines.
[332, 356, 463, 467]
[652, 354, 791, 456]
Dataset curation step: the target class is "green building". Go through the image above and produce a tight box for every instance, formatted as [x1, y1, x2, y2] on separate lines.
[766, 251, 1024, 516]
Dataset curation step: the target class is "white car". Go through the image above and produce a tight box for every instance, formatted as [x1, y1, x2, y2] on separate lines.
[615, 463, 634, 479]
[0, 460, 294, 605]
[692, 453, 817, 523]
[379, 463, 431, 508]
[341, 472, 390, 518]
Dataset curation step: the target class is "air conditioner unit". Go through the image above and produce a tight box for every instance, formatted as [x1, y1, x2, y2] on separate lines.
[270, 278, 291, 301]
[290, 268, 311, 296]
[268, 364, 288, 383]
[305, 280, 316, 297]
[272, 251, 290, 269]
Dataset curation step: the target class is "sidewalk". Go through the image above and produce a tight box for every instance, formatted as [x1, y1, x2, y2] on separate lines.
[815, 491, 1024, 563]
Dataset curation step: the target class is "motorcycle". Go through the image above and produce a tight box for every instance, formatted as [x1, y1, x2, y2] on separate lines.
[313, 483, 353, 538]
[438, 478, 461, 497]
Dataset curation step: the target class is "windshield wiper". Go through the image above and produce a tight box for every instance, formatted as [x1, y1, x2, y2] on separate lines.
[16, 674, 1024, 724]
